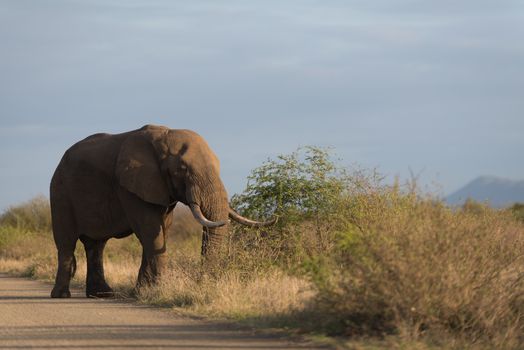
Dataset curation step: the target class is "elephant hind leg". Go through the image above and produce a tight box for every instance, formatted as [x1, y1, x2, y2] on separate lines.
[51, 243, 77, 298]
[80, 235, 114, 298]
[50, 197, 78, 298]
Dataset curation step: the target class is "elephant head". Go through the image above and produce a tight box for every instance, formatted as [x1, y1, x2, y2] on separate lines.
[115, 125, 275, 256]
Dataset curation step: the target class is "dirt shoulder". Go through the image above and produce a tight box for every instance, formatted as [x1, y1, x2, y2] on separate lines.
[0, 273, 328, 349]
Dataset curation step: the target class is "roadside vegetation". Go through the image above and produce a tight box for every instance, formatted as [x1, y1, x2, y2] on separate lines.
[1, 147, 523, 349]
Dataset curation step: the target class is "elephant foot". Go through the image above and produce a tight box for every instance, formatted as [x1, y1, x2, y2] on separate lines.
[86, 283, 114, 298]
[51, 286, 71, 298]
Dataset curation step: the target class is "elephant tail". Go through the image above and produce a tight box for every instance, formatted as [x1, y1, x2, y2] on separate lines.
[71, 255, 77, 278]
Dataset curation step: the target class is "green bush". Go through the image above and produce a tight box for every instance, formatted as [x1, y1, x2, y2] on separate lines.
[509, 202, 524, 223]
[230, 146, 357, 269]
[232, 146, 348, 220]
[0, 225, 21, 253]
[0, 195, 51, 232]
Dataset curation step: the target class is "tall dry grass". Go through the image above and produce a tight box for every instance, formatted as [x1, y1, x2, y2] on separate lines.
[304, 185, 524, 348]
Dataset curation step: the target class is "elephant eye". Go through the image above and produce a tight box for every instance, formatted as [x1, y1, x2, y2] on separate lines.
[173, 163, 188, 177]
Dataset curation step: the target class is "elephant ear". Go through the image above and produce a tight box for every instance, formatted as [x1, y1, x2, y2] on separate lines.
[115, 133, 170, 207]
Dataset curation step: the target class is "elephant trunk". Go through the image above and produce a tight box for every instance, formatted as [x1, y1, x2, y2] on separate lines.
[186, 173, 230, 257]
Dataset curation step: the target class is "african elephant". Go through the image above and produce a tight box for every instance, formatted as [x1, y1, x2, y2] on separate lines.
[50, 124, 274, 298]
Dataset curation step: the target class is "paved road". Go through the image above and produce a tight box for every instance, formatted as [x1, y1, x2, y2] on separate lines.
[0, 274, 327, 349]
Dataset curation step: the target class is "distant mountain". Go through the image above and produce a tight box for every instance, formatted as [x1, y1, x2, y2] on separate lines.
[446, 176, 524, 207]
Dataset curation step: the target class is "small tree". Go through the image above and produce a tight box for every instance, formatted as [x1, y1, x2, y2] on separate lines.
[229, 147, 351, 267]
[232, 146, 347, 225]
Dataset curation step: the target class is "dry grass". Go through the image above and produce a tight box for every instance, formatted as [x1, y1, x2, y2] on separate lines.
[139, 267, 312, 319]
[0, 216, 309, 327]
[306, 188, 524, 348]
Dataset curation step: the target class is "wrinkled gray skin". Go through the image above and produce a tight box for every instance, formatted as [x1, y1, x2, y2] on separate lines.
[50, 125, 271, 298]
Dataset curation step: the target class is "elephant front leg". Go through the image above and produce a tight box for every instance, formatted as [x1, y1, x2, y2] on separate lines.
[137, 250, 167, 288]
[135, 228, 167, 289]
[80, 236, 114, 298]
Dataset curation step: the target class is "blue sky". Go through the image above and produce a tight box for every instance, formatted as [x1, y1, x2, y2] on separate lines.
[1, 0, 523, 210]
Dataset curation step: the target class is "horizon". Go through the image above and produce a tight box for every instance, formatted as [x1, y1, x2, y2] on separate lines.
[1, 1, 523, 210]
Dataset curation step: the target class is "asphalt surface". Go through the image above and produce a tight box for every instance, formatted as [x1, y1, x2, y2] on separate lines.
[0, 274, 327, 349]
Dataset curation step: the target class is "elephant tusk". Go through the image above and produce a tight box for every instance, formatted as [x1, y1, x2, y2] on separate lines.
[228, 207, 278, 227]
[189, 203, 227, 228]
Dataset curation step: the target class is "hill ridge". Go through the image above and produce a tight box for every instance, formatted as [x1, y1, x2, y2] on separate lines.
[446, 176, 524, 207]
